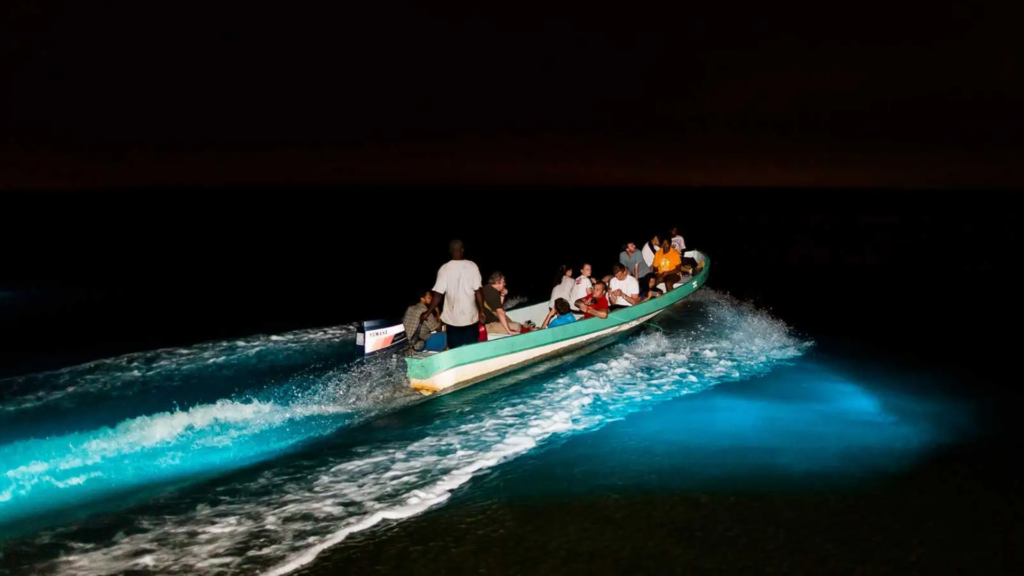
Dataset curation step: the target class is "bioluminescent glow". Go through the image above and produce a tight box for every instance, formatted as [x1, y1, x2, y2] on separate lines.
[496, 360, 970, 500]
[3, 290, 810, 575]
[0, 326, 421, 527]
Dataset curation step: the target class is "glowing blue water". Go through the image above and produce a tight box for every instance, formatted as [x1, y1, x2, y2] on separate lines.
[0, 325, 421, 527]
[0, 290, 965, 576]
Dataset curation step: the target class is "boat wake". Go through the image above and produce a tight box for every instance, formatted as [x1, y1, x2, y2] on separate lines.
[0, 329, 419, 525]
[2, 290, 810, 576]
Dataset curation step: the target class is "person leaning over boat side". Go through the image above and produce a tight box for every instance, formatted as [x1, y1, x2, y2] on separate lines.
[652, 237, 684, 292]
[541, 297, 577, 329]
[422, 239, 486, 350]
[576, 281, 610, 320]
[550, 265, 574, 310]
[482, 271, 522, 335]
[608, 264, 641, 310]
[620, 242, 650, 281]
[569, 263, 594, 311]
[403, 288, 445, 352]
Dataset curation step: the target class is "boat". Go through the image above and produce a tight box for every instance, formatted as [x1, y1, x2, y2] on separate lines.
[406, 251, 710, 395]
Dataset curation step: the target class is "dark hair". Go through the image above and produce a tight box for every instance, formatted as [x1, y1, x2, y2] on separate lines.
[418, 288, 433, 300]
[554, 265, 569, 287]
[612, 263, 626, 274]
[554, 298, 571, 315]
[487, 271, 505, 285]
[449, 239, 464, 254]
[641, 273, 658, 288]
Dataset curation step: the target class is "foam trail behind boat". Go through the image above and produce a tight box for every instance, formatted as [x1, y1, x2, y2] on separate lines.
[14, 290, 811, 576]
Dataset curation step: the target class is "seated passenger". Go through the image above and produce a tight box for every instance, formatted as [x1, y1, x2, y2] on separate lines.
[620, 241, 651, 280]
[403, 289, 446, 352]
[670, 226, 686, 253]
[482, 272, 522, 335]
[550, 265, 574, 310]
[542, 297, 577, 329]
[638, 274, 664, 302]
[569, 263, 594, 311]
[653, 238, 684, 291]
[608, 264, 640, 309]
[575, 281, 610, 320]
[642, 235, 660, 273]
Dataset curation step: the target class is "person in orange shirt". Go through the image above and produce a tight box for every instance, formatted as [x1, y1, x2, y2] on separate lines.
[652, 238, 684, 291]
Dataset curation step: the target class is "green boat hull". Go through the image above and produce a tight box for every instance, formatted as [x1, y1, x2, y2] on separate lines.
[407, 252, 710, 394]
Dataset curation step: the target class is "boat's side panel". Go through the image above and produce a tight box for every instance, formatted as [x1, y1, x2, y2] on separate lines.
[506, 302, 550, 326]
[407, 253, 710, 382]
[410, 310, 662, 393]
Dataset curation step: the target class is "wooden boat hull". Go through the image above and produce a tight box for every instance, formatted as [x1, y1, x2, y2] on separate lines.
[407, 252, 710, 394]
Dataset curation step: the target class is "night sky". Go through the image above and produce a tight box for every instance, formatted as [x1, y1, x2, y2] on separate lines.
[3, 3, 1021, 188]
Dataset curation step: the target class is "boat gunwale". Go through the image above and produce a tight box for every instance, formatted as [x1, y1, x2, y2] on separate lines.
[406, 253, 710, 381]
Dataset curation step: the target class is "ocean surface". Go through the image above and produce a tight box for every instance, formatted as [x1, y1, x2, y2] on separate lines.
[2, 286, 1003, 575]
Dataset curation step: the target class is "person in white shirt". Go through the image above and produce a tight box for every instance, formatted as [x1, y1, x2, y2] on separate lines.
[569, 263, 594, 311]
[642, 235, 660, 271]
[549, 265, 574, 309]
[670, 226, 686, 253]
[421, 240, 486, 350]
[608, 264, 641, 309]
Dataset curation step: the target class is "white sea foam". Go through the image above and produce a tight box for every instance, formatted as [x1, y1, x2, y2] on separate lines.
[0, 324, 358, 413]
[1, 348, 419, 519]
[31, 290, 809, 576]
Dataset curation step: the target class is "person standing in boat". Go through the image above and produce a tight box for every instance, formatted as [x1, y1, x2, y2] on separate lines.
[569, 263, 594, 311]
[549, 265, 574, 310]
[422, 240, 486, 350]
[575, 281, 610, 320]
[482, 272, 522, 335]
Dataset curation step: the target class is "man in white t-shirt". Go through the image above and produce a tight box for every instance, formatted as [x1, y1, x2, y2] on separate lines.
[608, 264, 641, 309]
[569, 263, 594, 311]
[422, 240, 486, 350]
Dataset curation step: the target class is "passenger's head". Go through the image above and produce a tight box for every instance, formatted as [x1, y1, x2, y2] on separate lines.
[626, 242, 637, 253]
[581, 263, 592, 278]
[554, 265, 573, 286]
[418, 289, 433, 306]
[612, 263, 628, 280]
[449, 239, 465, 260]
[670, 226, 679, 237]
[554, 298, 571, 316]
[488, 271, 506, 289]
[661, 238, 672, 252]
[592, 281, 606, 298]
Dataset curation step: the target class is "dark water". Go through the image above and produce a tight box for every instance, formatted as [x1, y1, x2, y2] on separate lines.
[1, 198, 1020, 574]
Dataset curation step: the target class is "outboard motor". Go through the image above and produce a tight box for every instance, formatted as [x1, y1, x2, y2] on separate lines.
[357, 319, 407, 356]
